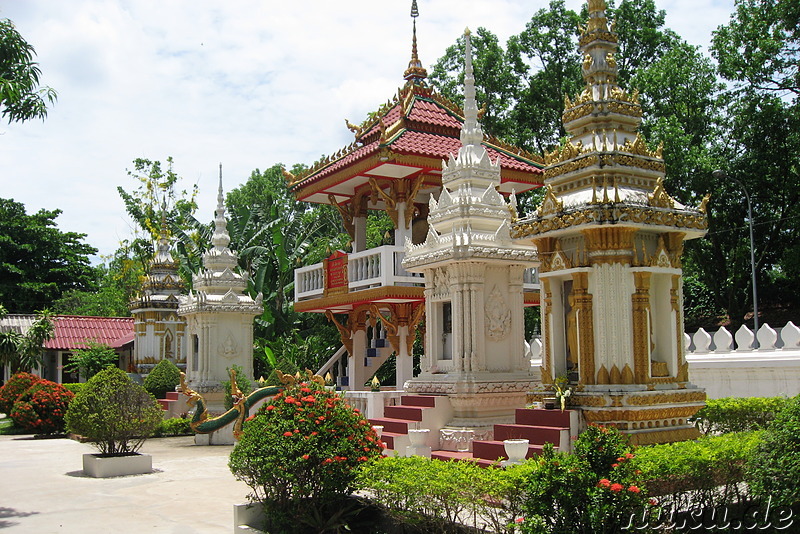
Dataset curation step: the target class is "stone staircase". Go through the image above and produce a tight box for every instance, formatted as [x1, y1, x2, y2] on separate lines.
[369, 394, 453, 453]
[157, 391, 190, 419]
[432, 408, 578, 467]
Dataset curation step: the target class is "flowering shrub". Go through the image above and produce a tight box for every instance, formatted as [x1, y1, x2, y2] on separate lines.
[10, 379, 74, 434]
[521, 425, 651, 534]
[0, 372, 41, 415]
[229, 379, 384, 533]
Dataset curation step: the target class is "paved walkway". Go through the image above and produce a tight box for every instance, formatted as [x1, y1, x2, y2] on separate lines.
[0, 434, 250, 533]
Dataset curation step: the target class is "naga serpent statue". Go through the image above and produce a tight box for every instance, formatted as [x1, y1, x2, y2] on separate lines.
[179, 369, 325, 439]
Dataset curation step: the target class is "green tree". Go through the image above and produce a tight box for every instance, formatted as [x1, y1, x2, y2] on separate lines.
[0, 17, 56, 123]
[63, 341, 118, 380]
[708, 0, 800, 325]
[0, 198, 97, 313]
[117, 157, 201, 286]
[0, 304, 54, 373]
[51, 242, 144, 317]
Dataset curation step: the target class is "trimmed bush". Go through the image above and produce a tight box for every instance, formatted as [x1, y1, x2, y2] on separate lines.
[143, 359, 181, 400]
[10, 379, 74, 434]
[65, 367, 163, 455]
[155, 417, 194, 437]
[358, 455, 537, 534]
[693, 396, 789, 434]
[747, 396, 800, 506]
[0, 372, 40, 415]
[229, 379, 383, 533]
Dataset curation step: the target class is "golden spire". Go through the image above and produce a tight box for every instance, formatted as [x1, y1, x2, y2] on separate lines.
[403, 0, 428, 84]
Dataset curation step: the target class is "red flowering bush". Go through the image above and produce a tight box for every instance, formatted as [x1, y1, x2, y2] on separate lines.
[10, 379, 74, 434]
[0, 372, 41, 415]
[521, 425, 652, 534]
[229, 380, 384, 533]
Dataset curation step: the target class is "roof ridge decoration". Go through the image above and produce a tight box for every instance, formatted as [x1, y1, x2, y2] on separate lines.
[403, 0, 428, 85]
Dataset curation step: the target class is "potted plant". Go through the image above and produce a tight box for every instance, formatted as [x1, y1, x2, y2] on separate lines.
[65, 367, 164, 478]
[554, 374, 572, 412]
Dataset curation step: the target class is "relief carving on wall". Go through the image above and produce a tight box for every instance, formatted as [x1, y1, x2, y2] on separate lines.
[485, 286, 511, 341]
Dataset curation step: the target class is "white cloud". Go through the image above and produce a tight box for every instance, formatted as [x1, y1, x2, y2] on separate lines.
[0, 0, 734, 259]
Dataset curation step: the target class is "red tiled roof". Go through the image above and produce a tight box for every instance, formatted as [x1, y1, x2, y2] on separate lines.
[44, 316, 134, 350]
[406, 98, 462, 129]
[292, 85, 543, 194]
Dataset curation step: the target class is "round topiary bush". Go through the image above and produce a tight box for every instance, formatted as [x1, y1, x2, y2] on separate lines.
[65, 367, 164, 455]
[143, 358, 181, 400]
[10, 379, 74, 434]
[229, 379, 384, 533]
[0, 372, 41, 415]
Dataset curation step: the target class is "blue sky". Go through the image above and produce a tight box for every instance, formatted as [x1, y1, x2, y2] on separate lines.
[0, 0, 735, 261]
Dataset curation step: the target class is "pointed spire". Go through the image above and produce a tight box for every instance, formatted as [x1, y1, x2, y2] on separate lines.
[403, 0, 428, 84]
[460, 28, 484, 148]
[212, 163, 231, 252]
[155, 200, 174, 263]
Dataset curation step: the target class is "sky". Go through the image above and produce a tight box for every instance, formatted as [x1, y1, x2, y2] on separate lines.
[1, 0, 735, 262]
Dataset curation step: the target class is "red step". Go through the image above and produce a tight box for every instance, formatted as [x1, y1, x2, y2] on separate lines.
[165, 391, 181, 401]
[514, 408, 573, 427]
[493, 424, 565, 445]
[369, 417, 410, 434]
[157, 399, 175, 410]
[381, 432, 404, 450]
[383, 405, 425, 421]
[400, 395, 438, 408]
[431, 450, 496, 468]
[471, 440, 547, 462]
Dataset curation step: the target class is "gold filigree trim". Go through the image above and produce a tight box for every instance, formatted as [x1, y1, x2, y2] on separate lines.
[537, 184, 564, 216]
[649, 177, 676, 209]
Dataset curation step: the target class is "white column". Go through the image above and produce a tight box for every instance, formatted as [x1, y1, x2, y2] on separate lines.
[394, 202, 411, 245]
[395, 326, 413, 389]
[348, 329, 369, 391]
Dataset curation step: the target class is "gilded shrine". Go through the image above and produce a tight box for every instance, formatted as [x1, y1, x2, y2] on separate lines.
[512, 0, 709, 445]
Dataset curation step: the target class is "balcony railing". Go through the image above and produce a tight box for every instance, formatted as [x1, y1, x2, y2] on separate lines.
[294, 246, 538, 302]
[294, 246, 424, 302]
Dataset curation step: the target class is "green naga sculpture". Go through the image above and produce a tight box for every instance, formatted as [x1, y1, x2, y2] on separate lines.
[179, 368, 325, 439]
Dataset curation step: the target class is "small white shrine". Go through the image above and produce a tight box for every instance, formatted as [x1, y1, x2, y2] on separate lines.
[402, 30, 539, 438]
[178, 170, 263, 405]
[130, 213, 187, 374]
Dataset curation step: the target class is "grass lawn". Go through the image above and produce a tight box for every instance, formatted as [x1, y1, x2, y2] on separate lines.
[0, 416, 30, 435]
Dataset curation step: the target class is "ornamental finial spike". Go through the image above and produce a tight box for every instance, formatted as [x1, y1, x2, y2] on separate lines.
[459, 26, 483, 147]
[404, 0, 427, 84]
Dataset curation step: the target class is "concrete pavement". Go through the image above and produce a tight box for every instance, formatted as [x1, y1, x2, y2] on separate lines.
[0, 434, 251, 533]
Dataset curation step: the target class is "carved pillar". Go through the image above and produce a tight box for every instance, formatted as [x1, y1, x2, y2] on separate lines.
[541, 277, 554, 384]
[571, 271, 595, 385]
[632, 271, 652, 383]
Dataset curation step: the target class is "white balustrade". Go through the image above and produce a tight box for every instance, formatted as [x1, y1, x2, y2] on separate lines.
[685, 321, 800, 399]
[294, 264, 325, 301]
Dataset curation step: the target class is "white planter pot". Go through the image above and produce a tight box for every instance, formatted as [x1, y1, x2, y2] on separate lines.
[233, 503, 266, 533]
[82, 452, 152, 478]
[502, 439, 529, 467]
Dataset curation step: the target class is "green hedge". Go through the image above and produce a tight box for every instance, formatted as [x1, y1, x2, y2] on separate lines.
[154, 417, 194, 437]
[693, 396, 789, 434]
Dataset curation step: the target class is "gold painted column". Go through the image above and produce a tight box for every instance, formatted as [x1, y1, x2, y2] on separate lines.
[632, 271, 652, 383]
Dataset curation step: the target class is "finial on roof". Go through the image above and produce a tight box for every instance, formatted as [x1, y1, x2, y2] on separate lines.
[460, 27, 483, 147]
[212, 163, 231, 251]
[403, 0, 427, 84]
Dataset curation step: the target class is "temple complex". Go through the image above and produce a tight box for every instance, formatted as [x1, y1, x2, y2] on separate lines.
[289, 1, 543, 391]
[129, 212, 187, 374]
[512, 0, 710, 444]
[178, 169, 263, 405]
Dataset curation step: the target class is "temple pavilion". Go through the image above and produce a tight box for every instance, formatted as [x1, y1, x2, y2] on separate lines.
[288, 2, 544, 391]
